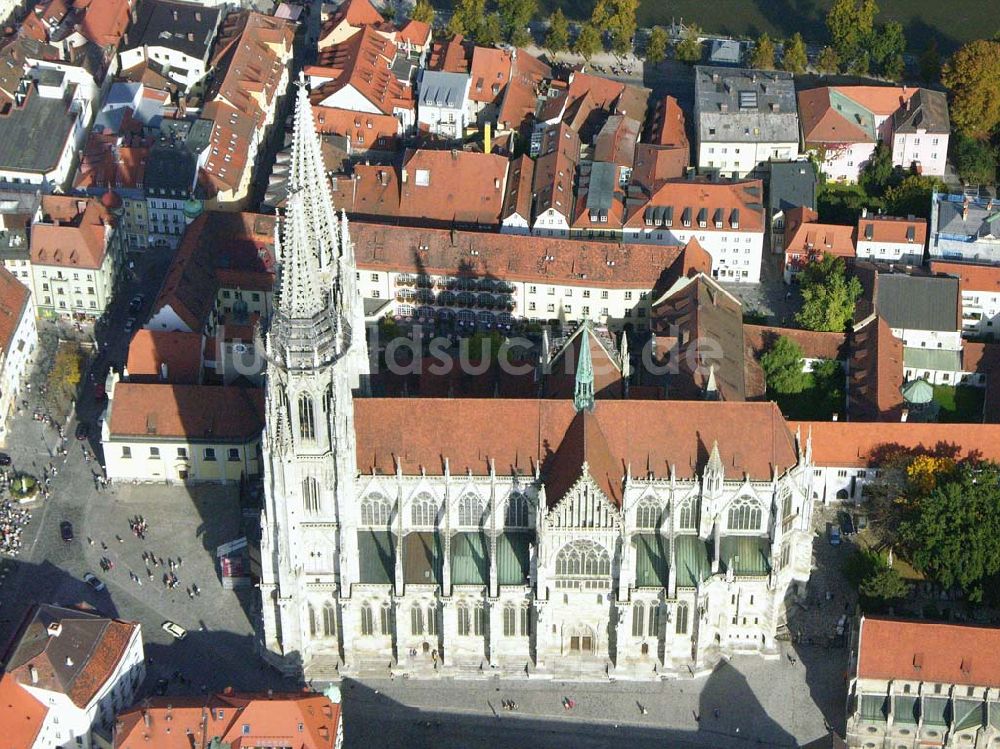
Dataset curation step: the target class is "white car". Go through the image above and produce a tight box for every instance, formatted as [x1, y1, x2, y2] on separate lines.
[83, 573, 105, 592]
[161, 621, 187, 640]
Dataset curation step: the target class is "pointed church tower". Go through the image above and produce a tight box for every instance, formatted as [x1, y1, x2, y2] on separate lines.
[574, 324, 595, 413]
[258, 75, 363, 676]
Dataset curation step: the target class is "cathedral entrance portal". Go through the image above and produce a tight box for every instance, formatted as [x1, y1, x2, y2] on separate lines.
[564, 625, 595, 655]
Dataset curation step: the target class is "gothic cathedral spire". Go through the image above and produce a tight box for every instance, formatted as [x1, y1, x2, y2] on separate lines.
[574, 323, 595, 413]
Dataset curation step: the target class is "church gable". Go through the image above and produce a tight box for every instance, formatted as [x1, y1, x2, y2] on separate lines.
[545, 475, 620, 530]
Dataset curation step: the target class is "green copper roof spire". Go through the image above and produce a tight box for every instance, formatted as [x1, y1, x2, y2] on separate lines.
[574, 324, 595, 413]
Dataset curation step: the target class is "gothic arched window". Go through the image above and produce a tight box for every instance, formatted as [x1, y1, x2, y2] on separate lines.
[505, 492, 529, 527]
[675, 602, 689, 634]
[411, 493, 439, 526]
[323, 602, 336, 637]
[631, 601, 645, 637]
[503, 603, 516, 636]
[727, 495, 763, 531]
[635, 497, 660, 529]
[410, 603, 424, 635]
[457, 602, 471, 636]
[298, 393, 316, 441]
[781, 487, 794, 519]
[323, 383, 334, 414]
[555, 540, 611, 577]
[308, 603, 317, 637]
[678, 498, 697, 530]
[360, 603, 374, 636]
[302, 477, 320, 513]
[361, 493, 392, 526]
[426, 604, 438, 636]
[648, 603, 661, 637]
[519, 602, 531, 636]
[458, 493, 483, 526]
[379, 602, 392, 635]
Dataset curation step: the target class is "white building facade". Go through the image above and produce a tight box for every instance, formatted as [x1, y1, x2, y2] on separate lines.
[0, 268, 36, 443]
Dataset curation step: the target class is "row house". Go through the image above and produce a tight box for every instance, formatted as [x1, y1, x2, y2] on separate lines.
[416, 70, 470, 140]
[118, 0, 222, 93]
[622, 177, 767, 283]
[27, 195, 126, 319]
[102, 377, 264, 483]
[0, 604, 144, 749]
[929, 192, 1000, 266]
[782, 206, 856, 282]
[307, 25, 416, 133]
[854, 210, 927, 265]
[0, 266, 36, 441]
[319, 0, 430, 56]
[350, 221, 699, 330]
[799, 86, 949, 183]
[694, 66, 800, 178]
[530, 123, 581, 236]
[199, 12, 295, 209]
[930, 260, 1000, 337]
[767, 161, 816, 255]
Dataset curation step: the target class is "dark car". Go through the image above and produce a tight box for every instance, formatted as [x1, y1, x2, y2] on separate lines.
[60, 521, 74, 542]
[75, 422, 89, 440]
[0, 452, 10, 466]
[129, 294, 143, 314]
[154, 678, 169, 696]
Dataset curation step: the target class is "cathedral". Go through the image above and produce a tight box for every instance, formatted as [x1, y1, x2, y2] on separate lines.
[257, 79, 818, 681]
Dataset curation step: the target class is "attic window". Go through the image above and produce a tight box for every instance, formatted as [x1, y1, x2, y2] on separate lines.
[415, 169, 430, 186]
[146, 414, 157, 435]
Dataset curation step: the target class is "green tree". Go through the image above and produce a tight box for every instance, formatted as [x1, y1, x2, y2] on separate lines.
[796, 254, 863, 332]
[591, 0, 638, 55]
[826, 0, 878, 72]
[447, 0, 484, 37]
[859, 141, 895, 196]
[498, 0, 536, 47]
[869, 20, 905, 79]
[545, 8, 569, 52]
[782, 32, 808, 74]
[750, 32, 776, 70]
[817, 182, 883, 224]
[883, 175, 942, 219]
[954, 135, 998, 185]
[919, 39, 941, 83]
[942, 39, 1000, 139]
[477, 12, 503, 45]
[47, 344, 82, 414]
[573, 23, 602, 60]
[900, 462, 1000, 602]
[675, 23, 703, 64]
[646, 25, 668, 65]
[410, 0, 435, 24]
[816, 46, 840, 74]
[859, 561, 911, 609]
[761, 336, 808, 394]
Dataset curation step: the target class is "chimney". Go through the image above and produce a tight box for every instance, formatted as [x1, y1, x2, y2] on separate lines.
[195, 11, 201, 21]
[172, 9, 178, 21]
[29, 665, 38, 684]
[831, 413, 838, 422]
[861, 206, 868, 219]
[144, 710, 151, 727]
[187, 32, 194, 42]
[483, 121, 491, 154]
[47, 621, 62, 637]
[160, 362, 168, 380]
[65, 656, 73, 667]
[901, 408, 909, 423]
[963, 200, 970, 221]
[401, 168, 408, 183]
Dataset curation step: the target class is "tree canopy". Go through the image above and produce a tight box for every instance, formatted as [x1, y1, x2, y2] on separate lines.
[883, 175, 942, 219]
[410, 0, 435, 24]
[825, 0, 904, 77]
[646, 26, 668, 65]
[782, 33, 808, 74]
[545, 8, 569, 52]
[675, 24, 703, 64]
[859, 142, 895, 196]
[795, 254, 863, 332]
[954, 135, 998, 185]
[942, 39, 1000, 139]
[761, 336, 808, 394]
[498, 0, 536, 47]
[591, 0, 638, 54]
[900, 462, 1000, 602]
[447, 0, 485, 38]
[750, 33, 776, 70]
[573, 23, 602, 60]
[919, 39, 941, 83]
[816, 46, 840, 74]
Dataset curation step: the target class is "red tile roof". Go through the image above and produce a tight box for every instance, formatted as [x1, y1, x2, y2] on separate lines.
[74, 0, 133, 48]
[496, 49, 551, 132]
[532, 123, 580, 220]
[427, 34, 470, 73]
[796, 421, 1000, 466]
[797, 88, 871, 145]
[74, 132, 152, 192]
[0, 673, 46, 749]
[30, 196, 114, 270]
[108, 383, 264, 440]
[115, 692, 341, 749]
[856, 214, 927, 247]
[126, 330, 203, 384]
[783, 206, 856, 272]
[309, 26, 413, 116]
[350, 221, 682, 289]
[0, 266, 30, 356]
[501, 154, 534, 222]
[645, 95, 688, 148]
[320, 0, 385, 38]
[929, 260, 1000, 293]
[836, 85, 918, 116]
[314, 105, 400, 150]
[857, 616, 1000, 687]
[631, 143, 689, 192]
[593, 114, 640, 168]
[624, 178, 765, 233]
[565, 71, 649, 121]
[848, 315, 904, 421]
[545, 409, 623, 506]
[396, 19, 431, 48]
[468, 46, 512, 104]
[355, 398, 798, 483]
[545, 325, 623, 400]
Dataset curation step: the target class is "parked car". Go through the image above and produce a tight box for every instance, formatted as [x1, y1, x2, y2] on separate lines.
[0, 452, 10, 466]
[154, 678, 169, 696]
[83, 573, 105, 592]
[60, 521, 74, 542]
[161, 621, 187, 640]
[125, 316, 136, 333]
[129, 294, 143, 313]
[840, 512, 856, 536]
[75, 422, 89, 440]
[829, 525, 842, 546]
